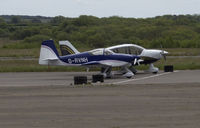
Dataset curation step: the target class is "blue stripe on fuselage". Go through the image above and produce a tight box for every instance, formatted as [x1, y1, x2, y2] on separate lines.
[60, 52, 90, 64]
[60, 52, 140, 65]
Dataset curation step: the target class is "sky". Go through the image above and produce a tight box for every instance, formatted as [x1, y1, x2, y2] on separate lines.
[0, 0, 200, 18]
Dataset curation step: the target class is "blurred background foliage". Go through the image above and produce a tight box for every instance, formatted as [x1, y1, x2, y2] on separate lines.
[1, 14, 200, 49]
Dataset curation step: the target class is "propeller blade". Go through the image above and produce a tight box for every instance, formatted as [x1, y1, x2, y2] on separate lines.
[163, 54, 166, 61]
[160, 50, 168, 61]
[160, 44, 168, 61]
[138, 61, 140, 65]
[137, 60, 140, 65]
[134, 58, 137, 65]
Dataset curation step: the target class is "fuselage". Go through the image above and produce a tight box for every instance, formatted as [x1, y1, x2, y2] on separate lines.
[59, 51, 139, 67]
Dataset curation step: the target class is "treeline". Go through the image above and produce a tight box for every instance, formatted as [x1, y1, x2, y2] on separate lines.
[1, 14, 200, 49]
[0, 15, 52, 23]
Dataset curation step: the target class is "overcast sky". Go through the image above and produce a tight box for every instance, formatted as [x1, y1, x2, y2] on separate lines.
[1, 0, 200, 18]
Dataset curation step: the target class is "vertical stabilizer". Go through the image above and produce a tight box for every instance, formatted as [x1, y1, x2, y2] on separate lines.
[39, 40, 60, 65]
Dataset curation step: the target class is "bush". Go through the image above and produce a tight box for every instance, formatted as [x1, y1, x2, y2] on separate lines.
[3, 35, 51, 49]
[0, 28, 8, 37]
[56, 32, 69, 40]
[23, 35, 51, 43]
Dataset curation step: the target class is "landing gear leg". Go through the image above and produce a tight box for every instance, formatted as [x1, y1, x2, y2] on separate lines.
[129, 66, 137, 74]
[101, 67, 112, 78]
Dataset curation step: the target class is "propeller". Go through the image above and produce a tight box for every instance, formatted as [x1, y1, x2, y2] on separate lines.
[160, 50, 168, 61]
[160, 44, 168, 61]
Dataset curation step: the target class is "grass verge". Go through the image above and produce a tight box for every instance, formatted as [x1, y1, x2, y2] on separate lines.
[136, 57, 200, 70]
[0, 57, 200, 72]
[0, 60, 87, 72]
[164, 48, 200, 56]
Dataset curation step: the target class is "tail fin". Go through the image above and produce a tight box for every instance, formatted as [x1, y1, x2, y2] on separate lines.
[39, 40, 60, 65]
[59, 40, 80, 56]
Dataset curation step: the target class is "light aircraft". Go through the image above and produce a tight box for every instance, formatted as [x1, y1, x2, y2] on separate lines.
[107, 44, 168, 73]
[59, 41, 168, 74]
[39, 40, 141, 78]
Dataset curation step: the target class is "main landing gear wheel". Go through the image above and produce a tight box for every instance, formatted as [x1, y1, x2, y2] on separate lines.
[153, 72, 158, 74]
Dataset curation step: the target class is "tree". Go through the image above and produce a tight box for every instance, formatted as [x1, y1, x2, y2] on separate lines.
[11, 16, 21, 24]
[31, 18, 41, 23]
[56, 32, 69, 40]
[73, 15, 99, 26]
[24, 35, 51, 43]
[0, 17, 5, 23]
[0, 28, 8, 37]
[51, 16, 65, 24]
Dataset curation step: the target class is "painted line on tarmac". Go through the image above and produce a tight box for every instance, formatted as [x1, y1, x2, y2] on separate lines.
[112, 71, 179, 85]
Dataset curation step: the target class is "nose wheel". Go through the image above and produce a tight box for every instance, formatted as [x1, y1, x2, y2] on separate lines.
[152, 71, 158, 74]
[146, 63, 159, 74]
[123, 67, 134, 78]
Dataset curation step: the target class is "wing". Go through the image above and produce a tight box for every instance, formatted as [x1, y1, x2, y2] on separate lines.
[82, 61, 112, 67]
[82, 61, 101, 66]
[99, 60, 129, 67]
[82, 60, 128, 67]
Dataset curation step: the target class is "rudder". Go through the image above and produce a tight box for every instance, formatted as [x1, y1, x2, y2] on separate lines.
[39, 40, 60, 65]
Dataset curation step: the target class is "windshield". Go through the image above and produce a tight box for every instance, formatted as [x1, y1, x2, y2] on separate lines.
[89, 49, 114, 55]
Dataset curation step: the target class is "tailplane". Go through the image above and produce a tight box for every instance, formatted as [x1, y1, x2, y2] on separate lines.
[59, 40, 80, 56]
[39, 40, 60, 65]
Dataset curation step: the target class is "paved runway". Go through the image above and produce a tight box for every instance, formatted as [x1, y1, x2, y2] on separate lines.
[0, 70, 200, 86]
[0, 70, 200, 128]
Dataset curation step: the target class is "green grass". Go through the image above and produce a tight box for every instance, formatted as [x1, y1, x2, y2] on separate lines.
[0, 38, 91, 57]
[0, 48, 40, 57]
[164, 48, 200, 56]
[134, 57, 200, 71]
[1, 38, 200, 57]
[0, 60, 87, 72]
[0, 57, 200, 72]
[155, 57, 200, 70]
[0, 38, 19, 47]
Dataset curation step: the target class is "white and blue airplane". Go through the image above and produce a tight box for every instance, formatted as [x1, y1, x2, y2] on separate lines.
[39, 40, 141, 78]
[59, 41, 168, 74]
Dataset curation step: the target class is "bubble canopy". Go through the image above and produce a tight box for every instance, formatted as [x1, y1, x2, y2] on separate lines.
[89, 48, 114, 55]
